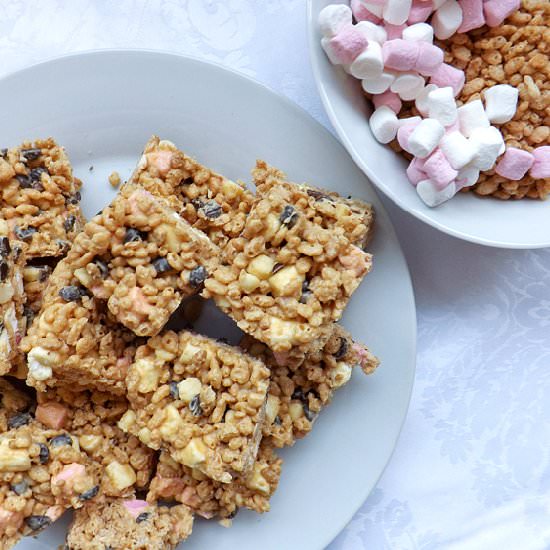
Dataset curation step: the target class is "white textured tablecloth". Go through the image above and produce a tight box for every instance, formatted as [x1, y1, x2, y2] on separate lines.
[2, 1, 549, 549]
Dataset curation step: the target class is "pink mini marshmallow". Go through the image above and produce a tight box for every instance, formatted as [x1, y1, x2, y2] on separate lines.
[351, 0, 382, 23]
[430, 63, 465, 96]
[530, 146, 550, 179]
[329, 24, 369, 65]
[35, 402, 68, 430]
[408, 0, 434, 23]
[458, 0, 485, 32]
[146, 150, 173, 177]
[53, 463, 86, 489]
[123, 499, 149, 518]
[382, 39, 420, 71]
[495, 147, 534, 181]
[384, 23, 407, 40]
[406, 157, 428, 186]
[483, 0, 520, 27]
[423, 149, 459, 189]
[373, 90, 403, 114]
[397, 119, 421, 152]
[415, 42, 444, 76]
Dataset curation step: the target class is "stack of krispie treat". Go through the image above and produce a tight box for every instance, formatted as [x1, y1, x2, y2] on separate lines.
[0, 135, 378, 549]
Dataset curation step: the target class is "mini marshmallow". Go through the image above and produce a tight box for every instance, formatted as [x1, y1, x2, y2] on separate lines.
[469, 126, 505, 171]
[391, 73, 425, 101]
[318, 4, 353, 38]
[362, 71, 396, 94]
[415, 83, 438, 116]
[457, 99, 490, 137]
[329, 24, 369, 65]
[432, 0, 463, 39]
[417, 179, 457, 207]
[483, 84, 519, 124]
[361, 1, 385, 18]
[530, 146, 550, 179]
[415, 42, 445, 76]
[429, 63, 465, 96]
[457, 0, 485, 33]
[408, 0, 434, 24]
[351, 41, 384, 79]
[408, 118, 445, 158]
[373, 90, 403, 114]
[402, 22, 434, 42]
[440, 131, 476, 169]
[351, 0, 382, 23]
[456, 166, 480, 189]
[406, 157, 428, 185]
[397, 119, 421, 152]
[427, 86, 458, 126]
[397, 115, 423, 128]
[383, 0, 413, 25]
[355, 20, 388, 44]
[382, 39, 420, 71]
[321, 37, 342, 65]
[384, 23, 407, 39]
[495, 147, 535, 180]
[369, 106, 399, 144]
[483, 0, 520, 27]
[423, 148, 459, 189]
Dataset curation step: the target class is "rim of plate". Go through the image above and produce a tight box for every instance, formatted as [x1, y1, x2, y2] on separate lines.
[0, 49, 417, 548]
[306, 0, 550, 250]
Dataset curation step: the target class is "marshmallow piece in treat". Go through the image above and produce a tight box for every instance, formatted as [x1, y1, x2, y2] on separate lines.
[530, 147, 550, 179]
[408, 118, 445, 158]
[457, 99, 490, 137]
[351, 41, 384, 79]
[495, 147, 535, 180]
[457, 0, 485, 32]
[382, 39, 420, 71]
[408, 0, 434, 24]
[440, 131, 476, 169]
[469, 126, 505, 171]
[391, 73, 425, 101]
[355, 20, 388, 44]
[432, 0, 463, 39]
[321, 37, 342, 65]
[383, 0, 413, 25]
[351, 0, 382, 23]
[370, 106, 400, 144]
[415, 42, 445, 76]
[483, 84, 519, 124]
[402, 22, 434, 42]
[318, 4, 353, 38]
[483, 0, 520, 27]
[406, 157, 428, 185]
[456, 166, 480, 189]
[329, 24, 369, 65]
[397, 119, 421, 151]
[417, 179, 457, 207]
[429, 63, 465, 96]
[427, 86, 458, 126]
[415, 83, 438, 116]
[423, 149, 459, 188]
[373, 90, 403, 114]
[362, 71, 396, 94]
[361, 1, 385, 18]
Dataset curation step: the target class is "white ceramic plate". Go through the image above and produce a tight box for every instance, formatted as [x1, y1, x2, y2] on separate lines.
[1, 50, 415, 550]
[308, 0, 550, 249]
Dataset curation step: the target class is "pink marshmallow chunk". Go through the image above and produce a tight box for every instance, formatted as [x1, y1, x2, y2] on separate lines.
[458, 0, 485, 32]
[146, 150, 173, 177]
[483, 0, 520, 27]
[406, 157, 427, 186]
[397, 120, 421, 152]
[415, 42, 444, 76]
[408, 0, 434, 23]
[351, 0, 382, 23]
[53, 463, 86, 489]
[123, 499, 150, 518]
[384, 23, 407, 40]
[373, 90, 403, 114]
[382, 39, 420, 71]
[430, 63, 465, 96]
[423, 149, 459, 189]
[530, 146, 550, 179]
[329, 24, 369, 65]
[495, 147, 534, 180]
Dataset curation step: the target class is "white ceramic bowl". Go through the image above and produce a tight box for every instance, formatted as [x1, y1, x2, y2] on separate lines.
[308, 0, 550, 249]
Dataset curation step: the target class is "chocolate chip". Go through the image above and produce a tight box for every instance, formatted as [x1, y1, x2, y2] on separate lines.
[334, 337, 349, 359]
[49, 433, 73, 447]
[56, 240, 71, 255]
[136, 512, 149, 523]
[14, 226, 37, 241]
[292, 388, 306, 402]
[189, 266, 207, 288]
[189, 394, 202, 417]
[0, 237, 10, 257]
[152, 257, 172, 274]
[30, 167, 48, 182]
[79, 485, 99, 501]
[8, 412, 32, 429]
[307, 189, 331, 201]
[38, 443, 49, 464]
[25, 515, 51, 531]
[66, 191, 81, 205]
[272, 263, 284, 274]
[169, 381, 180, 400]
[201, 200, 222, 219]
[124, 227, 147, 244]
[93, 258, 109, 278]
[274, 415, 282, 426]
[63, 215, 76, 233]
[279, 205, 298, 228]
[303, 402, 316, 422]
[20, 148, 42, 161]
[11, 480, 29, 495]
[299, 279, 311, 304]
[191, 198, 204, 210]
[15, 174, 33, 188]
[59, 286, 85, 302]
[0, 260, 8, 282]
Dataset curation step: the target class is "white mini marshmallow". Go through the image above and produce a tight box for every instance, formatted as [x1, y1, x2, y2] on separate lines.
[402, 22, 434, 43]
[321, 37, 341, 65]
[432, 0, 463, 39]
[369, 106, 400, 144]
[361, 1, 384, 17]
[397, 115, 423, 128]
[456, 166, 480, 189]
[318, 4, 353, 38]
[440, 131, 476, 169]
[469, 126, 505, 171]
[408, 118, 446, 158]
[350, 41, 384, 79]
[391, 73, 425, 101]
[483, 84, 519, 124]
[355, 20, 388, 44]
[417, 179, 457, 207]
[415, 84, 438, 116]
[362, 71, 396, 94]
[383, 0, 413, 25]
[427, 86, 458, 126]
[457, 99, 490, 137]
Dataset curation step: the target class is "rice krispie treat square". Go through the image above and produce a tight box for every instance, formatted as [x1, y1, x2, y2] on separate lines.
[0, 139, 85, 258]
[65, 497, 194, 550]
[121, 330, 270, 483]
[203, 177, 373, 356]
[148, 441, 282, 520]
[242, 324, 379, 448]
[69, 184, 219, 337]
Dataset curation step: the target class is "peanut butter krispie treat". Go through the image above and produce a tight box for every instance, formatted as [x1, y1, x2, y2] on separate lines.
[203, 179, 373, 356]
[121, 330, 270, 483]
[127, 136, 255, 247]
[0, 378, 33, 433]
[253, 160, 375, 250]
[0, 139, 85, 258]
[67, 184, 219, 336]
[242, 324, 379, 448]
[148, 442, 282, 520]
[65, 497, 194, 550]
